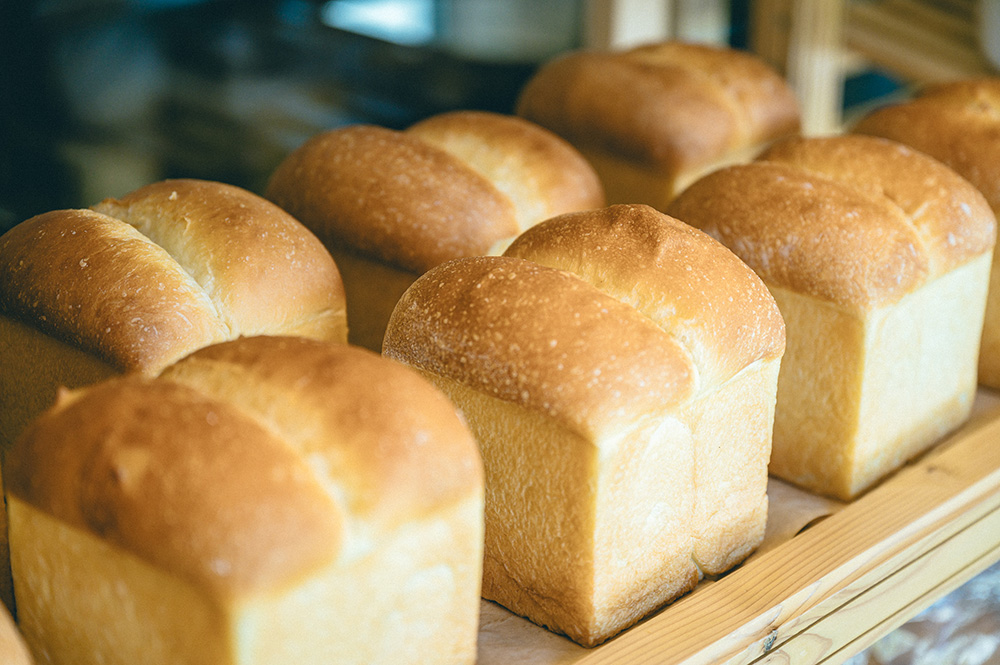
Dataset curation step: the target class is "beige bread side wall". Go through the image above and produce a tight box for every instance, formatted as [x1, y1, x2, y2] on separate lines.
[979, 247, 1000, 386]
[0, 316, 118, 615]
[416, 370, 602, 643]
[769, 254, 990, 499]
[591, 412, 699, 644]
[234, 496, 483, 665]
[0, 602, 31, 665]
[10, 499, 231, 665]
[851, 254, 989, 492]
[767, 287, 866, 499]
[10, 492, 483, 665]
[0, 473, 10, 620]
[411, 368, 700, 648]
[577, 147, 680, 212]
[680, 356, 779, 575]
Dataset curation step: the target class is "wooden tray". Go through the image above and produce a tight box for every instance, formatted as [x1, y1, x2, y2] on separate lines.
[477, 390, 1000, 665]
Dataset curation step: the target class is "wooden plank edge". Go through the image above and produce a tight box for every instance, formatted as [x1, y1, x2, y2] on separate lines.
[757, 450, 1000, 650]
[821, 544, 1000, 665]
[571, 409, 1000, 665]
[750, 497, 1000, 663]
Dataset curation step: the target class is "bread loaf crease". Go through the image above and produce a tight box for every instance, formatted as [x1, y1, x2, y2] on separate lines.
[7, 337, 483, 665]
[384, 205, 784, 646]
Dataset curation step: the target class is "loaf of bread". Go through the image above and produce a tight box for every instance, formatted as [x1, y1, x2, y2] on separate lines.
[516, 40, 801, 211]
[265, 110, 605, 351]
[668, 134, 996, 499]
[0, 178, 348, 450]
[0, 178, 348, 613]
[853, 79, 1000, 388]
[0, 603, 31, 665]
[383, 204, 785, 646]
[6, 336, 483, 665]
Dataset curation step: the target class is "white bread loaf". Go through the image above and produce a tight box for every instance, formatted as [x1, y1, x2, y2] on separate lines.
[853, 79, 1000, 388]
[0, 179, 348, 613]
[383, 204, 785, 646]
[265, 110, 605, 351]
[0, 603, 31, 665]
[668, 134, 996, 499]
[6, 336, 483, 665]
[516, 40, 801, 211]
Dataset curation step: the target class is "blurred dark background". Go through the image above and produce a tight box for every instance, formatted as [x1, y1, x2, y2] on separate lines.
[0, 0, 586, 233]
[0, 0, 907, 234]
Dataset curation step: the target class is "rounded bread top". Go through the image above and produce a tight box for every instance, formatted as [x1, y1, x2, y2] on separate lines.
[266, 112, 603, 274]
[267, 124, 518, 274]
[515, 41, 801, 173]
[853, 79, 1000, 212]
[162, 336, 482, 526]
[0, 207, 230, 372]
[7, 376, 340, 599]
[383, 255, 697, 441]
[503, 204, 785, 392]
[0, 179, 347, 373]
[7, 337, 481, 599]
[667, 135, 996, 311]
[92, 179, 347, 341]
[407, 110, 605, 232]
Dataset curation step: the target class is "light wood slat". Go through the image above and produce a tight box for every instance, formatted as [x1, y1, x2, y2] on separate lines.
[785, 0, 846, 134]
[583, 0, 729, 49]
[823, 542, 1000, 664]
[582, 0, 672, 49]
[755, 502, 1000, 663]
[879, 0, 977, 43]
[750, 0, 793, 72]
[564, 399, 1000, 665]
[845, 1, 993, 82]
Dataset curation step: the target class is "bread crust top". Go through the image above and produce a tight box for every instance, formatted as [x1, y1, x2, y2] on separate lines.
[854, 78, 1000, 212]
[0, 179, 347, 372]
[386, 254, 710, 441]
[516, 41, 801, 174]
[503, 204, 785, 392]
[667, 135, 996, 310]
[266, 112, 605, 273]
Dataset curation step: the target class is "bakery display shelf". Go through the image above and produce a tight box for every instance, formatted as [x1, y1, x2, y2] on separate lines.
[479, 390, 1000, 665]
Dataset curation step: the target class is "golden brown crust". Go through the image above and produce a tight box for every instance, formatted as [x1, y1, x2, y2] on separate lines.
[407, 110, 605, 232]
[626, 42, 801, 144]
[515, 41, 800, 174]
[92, 179, 347, 342]
[383, 256, 696, 439]
[758, 135, 995, 275]
[0, 180, 347, 374]
[161, 336, 483, 524]
[6, 377, 341, 598]
[265, 125, 519, 273]
[0, 209, 229, 372]
[7, 337, 481, 598]
[853, 79, 1000, 211]
[667, 135, 996, 310]
[502, 204, 784, 390]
